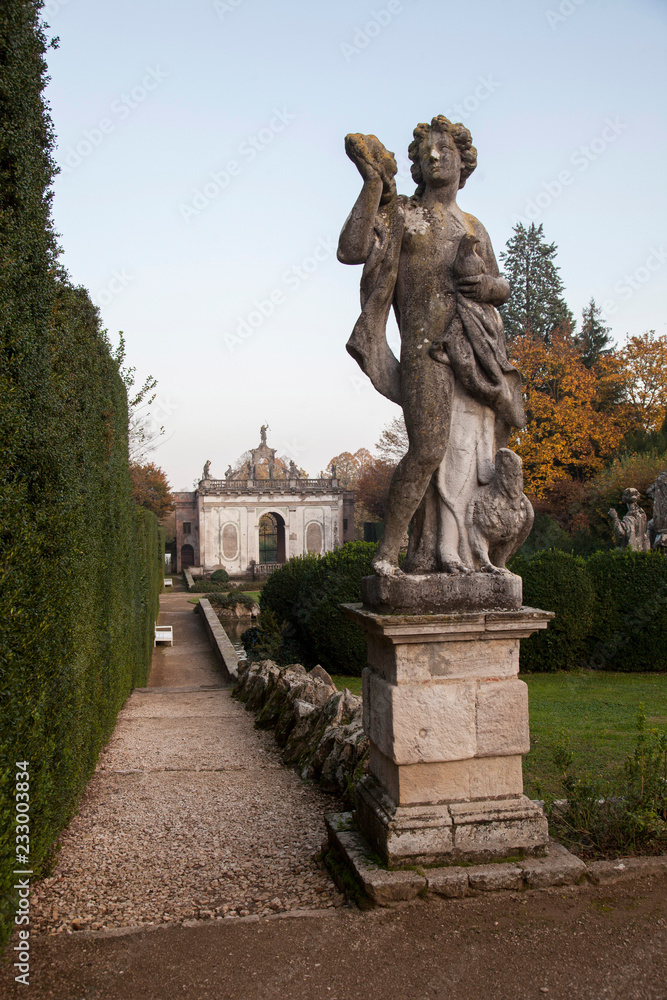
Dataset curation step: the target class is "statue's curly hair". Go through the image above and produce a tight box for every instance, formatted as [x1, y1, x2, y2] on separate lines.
[408, 115, 477, 195]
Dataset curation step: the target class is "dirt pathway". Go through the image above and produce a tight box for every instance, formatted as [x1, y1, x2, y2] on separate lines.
[14, 586, 344, 940]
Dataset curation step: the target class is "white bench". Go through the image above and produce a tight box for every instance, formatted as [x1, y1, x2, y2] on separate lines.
[164, 578, 173, 587]
[154, 626, 173, 646]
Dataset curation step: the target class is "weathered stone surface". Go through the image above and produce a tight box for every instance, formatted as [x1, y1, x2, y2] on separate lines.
[365, 671, 477, 765]
[338, 118, 527, 578]
[520, 839, 587, 887]
[361, 571, 522, 614]
[426, 867, 469, 898]
[233, 662, 368, 797]
[468, 862, 524, 892]
[308, 665, 336, 689]
[325, 813, 427, 903]
[450, 797, 548, 861]
[369, 746, 524, 806]
[609, 487, 650, 551]
[475, 679, 530, 757]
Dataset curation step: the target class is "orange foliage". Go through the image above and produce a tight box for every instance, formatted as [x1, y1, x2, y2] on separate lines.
[508, 333, 625, 498]
[619, 331, 667, 433]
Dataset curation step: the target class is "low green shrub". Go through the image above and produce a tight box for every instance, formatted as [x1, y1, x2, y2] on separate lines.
[210, 568, 229, 583]
[544, 706, 667, 858]
[293, 542, 378, 677]
[207, 592, 257, 611]
[260, 554, 320, 625]
[511, 550, 596, 671]
[189, 578, 230, 593]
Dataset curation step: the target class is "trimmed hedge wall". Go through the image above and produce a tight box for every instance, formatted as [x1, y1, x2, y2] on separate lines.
[0, 1, 163, 950]
[512, 550, 667, 672]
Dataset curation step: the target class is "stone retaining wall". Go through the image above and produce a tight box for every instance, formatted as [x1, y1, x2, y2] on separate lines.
[197, 599, 239, 683]
[233, 660, 369, 798]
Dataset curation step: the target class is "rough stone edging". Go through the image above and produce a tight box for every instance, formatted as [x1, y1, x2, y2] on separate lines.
[233, 660, 369, 798]
[325, 811, 667, 905]
[198, 598, 239, 683]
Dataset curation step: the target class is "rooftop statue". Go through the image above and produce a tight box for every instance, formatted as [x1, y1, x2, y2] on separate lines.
[338, 117, 530, 578]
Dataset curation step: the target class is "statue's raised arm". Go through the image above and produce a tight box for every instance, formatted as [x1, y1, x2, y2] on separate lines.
[337, 134, 398, 265]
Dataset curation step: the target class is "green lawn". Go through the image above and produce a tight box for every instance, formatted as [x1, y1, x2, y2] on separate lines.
[330, 671, 667, 798]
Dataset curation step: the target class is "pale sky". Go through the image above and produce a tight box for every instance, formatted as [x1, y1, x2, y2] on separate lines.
[43, 0, 667, 489]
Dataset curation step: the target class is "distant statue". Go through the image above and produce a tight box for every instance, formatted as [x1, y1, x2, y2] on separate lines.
[608, 488, 650, 551]
[225, 465, 233, 479]
[202, 460, 211, 480]
[647, 471, 667, 552]
[466, 449, 534, 573]
[260, 424, 269, 445]
[338, 116, 525, 577]
[288, 460, 299, 478]
[331, 463, 337, 479]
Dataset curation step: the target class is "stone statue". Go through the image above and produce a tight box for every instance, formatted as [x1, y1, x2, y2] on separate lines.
[225, 465, 233, 479]
[338, 116, 525, 578]
[608, 487, 650, 551]
[331, 463, 337, 480]
[260, 424, 269, 446]
[466, 449, 534, 573]
[647, 472, 667, 551]
[202, 460, 211, 480]
[288, 460, 299, 479]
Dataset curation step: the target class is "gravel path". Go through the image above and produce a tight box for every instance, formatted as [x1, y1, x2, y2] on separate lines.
[29, 587, 344, 934]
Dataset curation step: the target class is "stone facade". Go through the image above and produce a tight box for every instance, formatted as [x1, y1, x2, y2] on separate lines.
[174, 433, 355, 575]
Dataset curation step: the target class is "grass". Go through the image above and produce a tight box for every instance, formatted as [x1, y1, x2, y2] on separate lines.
[329, 670, 667, 798]
[331, 674, 362, 696]
[522, 671, 667, 798]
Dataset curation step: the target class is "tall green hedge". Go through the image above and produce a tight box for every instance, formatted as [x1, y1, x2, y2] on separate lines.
[0, 1, 163, 950]
[510, 551, 596, 672]
[512, 550, 667, 672]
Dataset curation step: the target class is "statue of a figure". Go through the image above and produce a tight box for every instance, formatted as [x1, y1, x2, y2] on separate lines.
[608, 488, 650, 551]
[260, 424, 269, 445]
[202, 459, 211, 480]
[288, 460, 299, 479]
[647, 472, 667, 551]
[225, 465, 233, 479]
[331, 463, 337, 479]
[338, 117, 527, 577]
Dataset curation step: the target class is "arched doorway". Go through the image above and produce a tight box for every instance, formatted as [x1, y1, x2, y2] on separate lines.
[181, 543, 195, 568]
[258, 512, 286, 564]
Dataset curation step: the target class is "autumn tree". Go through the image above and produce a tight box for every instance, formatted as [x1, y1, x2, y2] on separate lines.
[131, 462, 174, 518]
[619, 331, 667, 433]
[324, 448, 373, 488]
[375, 415, 408, 462]
[354, 459, 396, 521]
[508, 332, 624, 497]
[499, 223, 573, 344]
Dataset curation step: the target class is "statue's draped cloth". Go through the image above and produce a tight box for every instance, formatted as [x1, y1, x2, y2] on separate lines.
[345, 198, 525, 430]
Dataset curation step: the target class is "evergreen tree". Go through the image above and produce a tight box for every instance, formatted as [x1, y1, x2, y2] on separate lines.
[499, 223, 573, 344]
[576, 297, 614, 368]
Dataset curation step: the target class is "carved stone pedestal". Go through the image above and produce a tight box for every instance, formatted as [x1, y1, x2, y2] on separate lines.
[342, 601, 553, 868]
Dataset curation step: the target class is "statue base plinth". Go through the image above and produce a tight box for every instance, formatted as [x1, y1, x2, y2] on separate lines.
[361, 571, 522, 614]
[341, 604, 553, 868]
